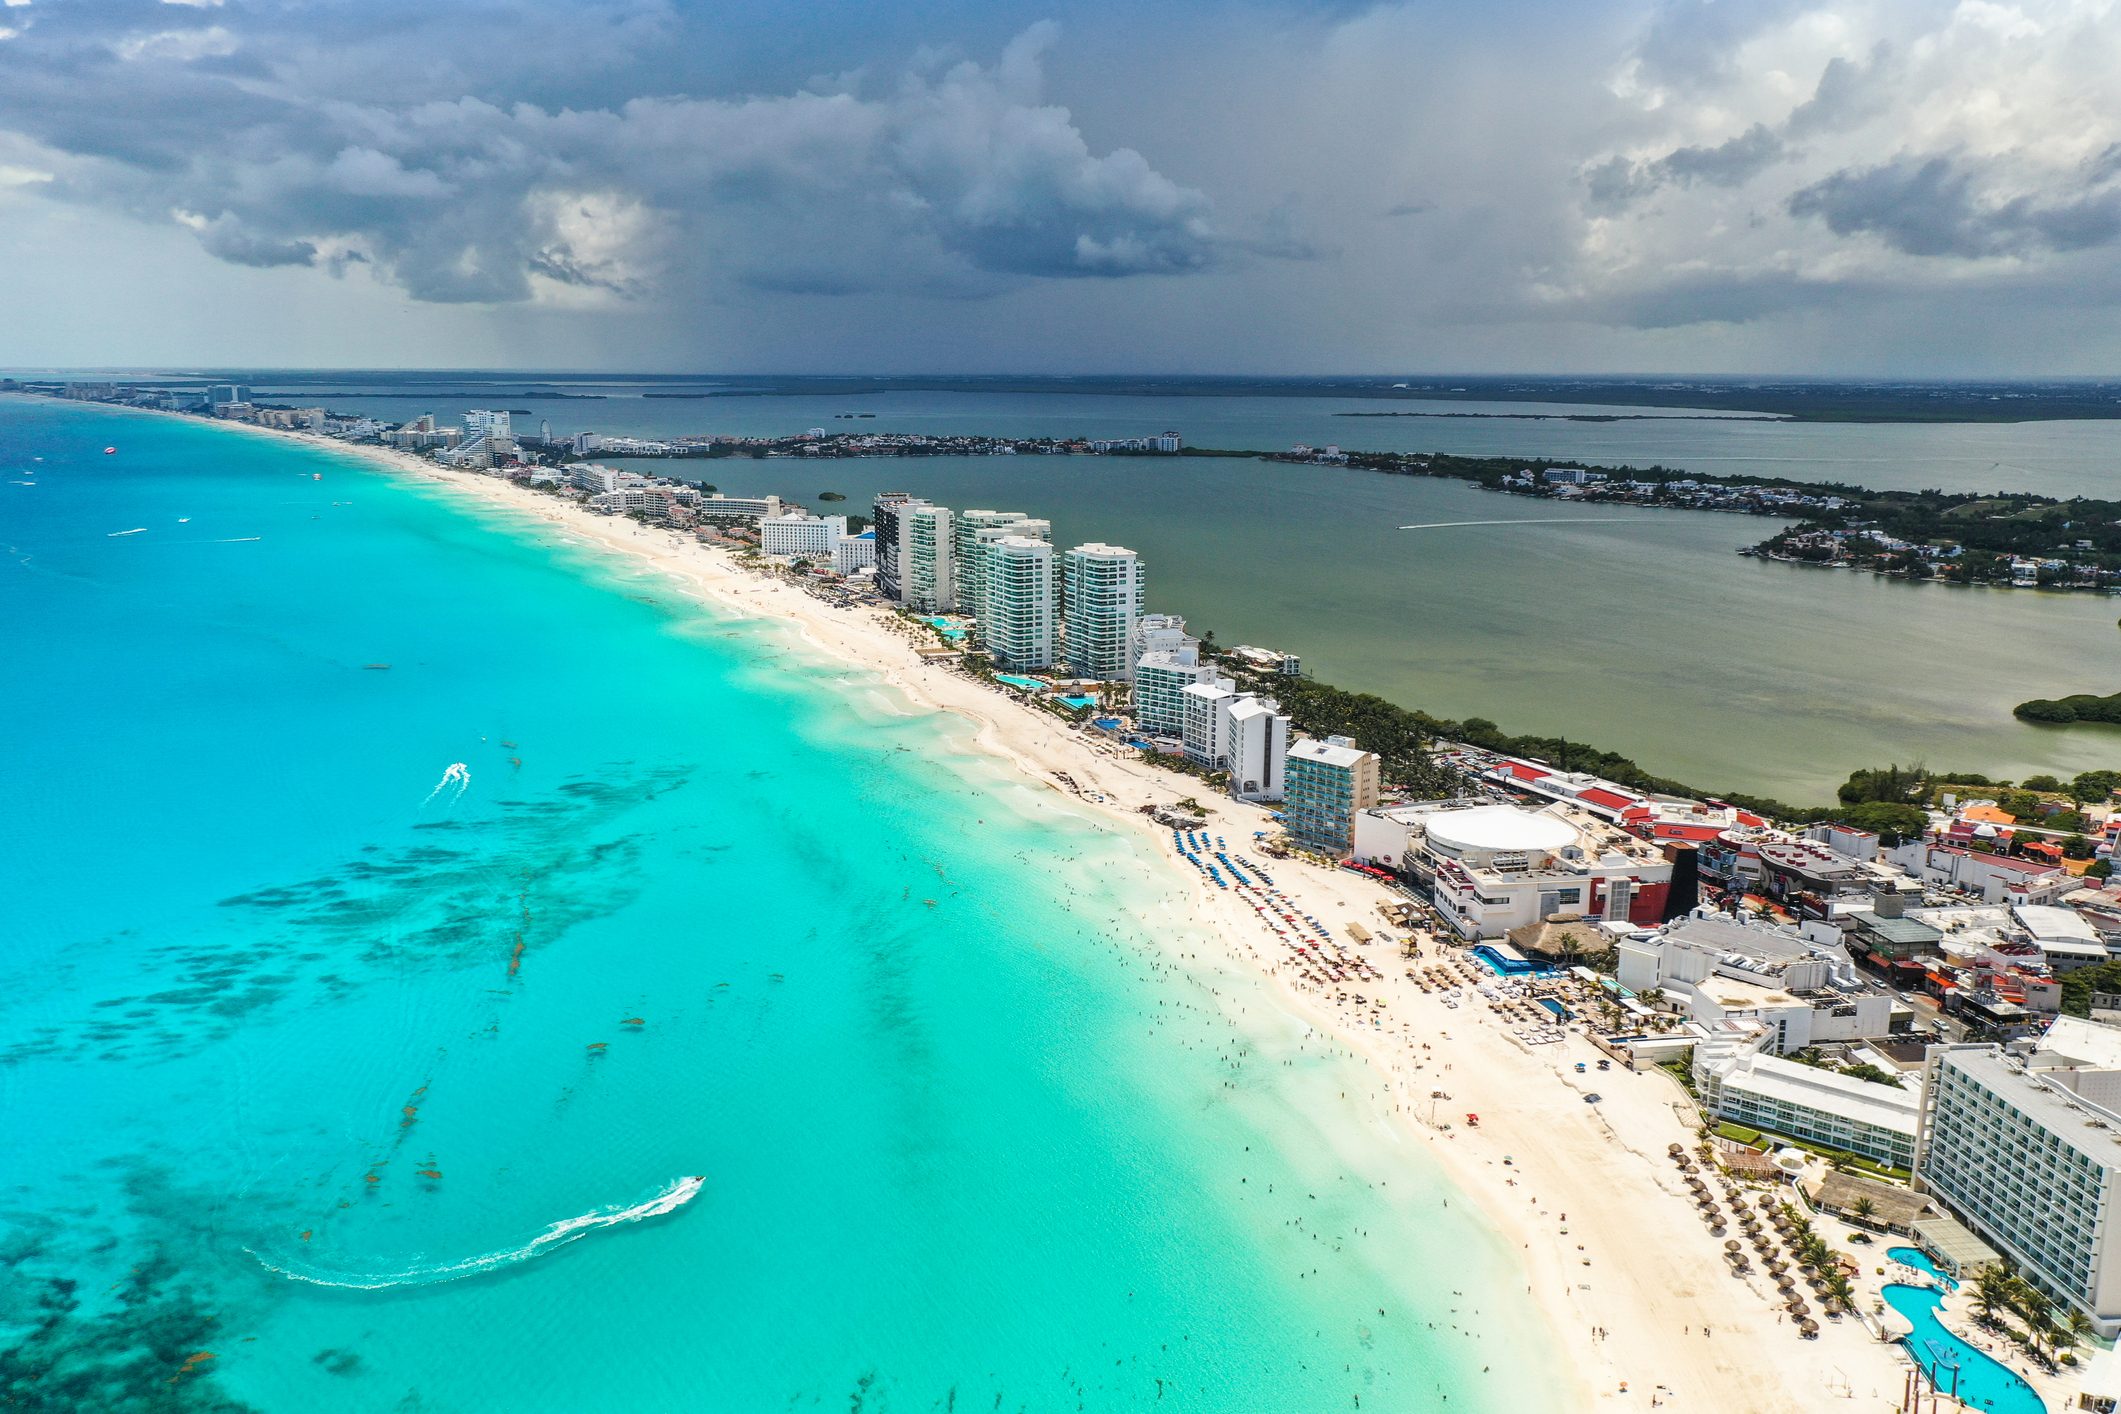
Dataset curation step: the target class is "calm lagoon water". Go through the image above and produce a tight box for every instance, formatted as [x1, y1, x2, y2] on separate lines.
[0, 399, 1558, 1412]
[218, 379, 2121, 799]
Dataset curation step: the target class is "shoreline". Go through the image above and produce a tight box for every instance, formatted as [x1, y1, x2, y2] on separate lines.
[32, 399, 1916, 1411]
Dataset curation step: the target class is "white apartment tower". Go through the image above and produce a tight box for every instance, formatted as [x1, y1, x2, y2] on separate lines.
[902, 505, 955, 612]
[953, 511, 1033, 618]
[1222, 695, 1290, 800]
[981, 536, 1057, 671]
[1063, 542, 1145, 681]
[967, 519, 1051, 648]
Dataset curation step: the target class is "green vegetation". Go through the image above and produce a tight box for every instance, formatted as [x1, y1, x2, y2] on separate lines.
[2059, 961, 2121, 1017]
[2016, 691, 2121, 726]
[817, 490, 846, 501]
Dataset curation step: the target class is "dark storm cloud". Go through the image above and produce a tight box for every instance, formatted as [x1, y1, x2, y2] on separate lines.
[1585, 124, 1785, 212]
[0, 7, 1237, 304]
[1788, 154, 2121, 258]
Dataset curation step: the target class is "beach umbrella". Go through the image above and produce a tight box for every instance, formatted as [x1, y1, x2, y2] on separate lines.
[1724, 1239, 1741, 1252]
[1776, 1274, 1794, 1290]
[1799, 1318, 1819, 1337]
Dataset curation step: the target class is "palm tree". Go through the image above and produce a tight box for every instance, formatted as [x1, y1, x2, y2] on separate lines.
[1852, 1196, 1877, 1225]
[1974, 1266, 2013, 1327]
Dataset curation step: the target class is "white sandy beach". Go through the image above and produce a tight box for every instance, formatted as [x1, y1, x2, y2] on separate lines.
[114, 410, 1923, 1412]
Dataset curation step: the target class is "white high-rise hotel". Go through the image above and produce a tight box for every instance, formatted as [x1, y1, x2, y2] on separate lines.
[953, 511, 1035, 620]
[1132, 615, 1221, 738]
[1917, 1017, 2121, 1335]
[1063, 543, 1144, 681]
[982, 536, 1057, 671]
[902, 505, 955, 613]
[963, 516, 1051, 644]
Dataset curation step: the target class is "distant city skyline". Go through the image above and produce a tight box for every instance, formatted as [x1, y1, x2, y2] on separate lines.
[4, 1, 2121, 375]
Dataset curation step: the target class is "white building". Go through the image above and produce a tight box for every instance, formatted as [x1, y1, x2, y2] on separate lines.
[1223, 695, 1289, 801]
[981, 536, 1056, 670]
[1917, 1018, 2121, 1334]
[1619, 913, 1893, 1051]
[1355, 800, 1674, 937]
[964, 519, 1051, 644]
[1134, 615, 1221, 739]
[696, 493, 785, 522]
[1062, 542, 1144, 681]
[1695, 1032, 1921, 1169]
[759, 512, 845, 560]
[952, 511, 1033, 616]
[832, 530, 876, 575]
[1892, 841, 2075, 905]
[899, 505, 954, 612]
[1181, 681, 1241, 767]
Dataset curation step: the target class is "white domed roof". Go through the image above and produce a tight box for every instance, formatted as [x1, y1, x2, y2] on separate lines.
[1426, 805, 1578, 855]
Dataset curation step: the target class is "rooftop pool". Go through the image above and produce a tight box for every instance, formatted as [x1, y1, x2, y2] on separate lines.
[1881, 1284, 2044, 1414]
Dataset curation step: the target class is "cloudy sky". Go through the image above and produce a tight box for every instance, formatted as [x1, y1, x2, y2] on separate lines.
[4, 0, 2121, 373]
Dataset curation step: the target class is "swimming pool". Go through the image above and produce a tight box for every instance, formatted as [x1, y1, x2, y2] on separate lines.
[994, 674, 1043, 690]
[1471, 945, 1559, 978]
[1888, 1246, 1958, 1290]
[1881, 1284, 2044, 1414]
[1535, 997, 1570, 1020]
[1058, 695, 1096, 710]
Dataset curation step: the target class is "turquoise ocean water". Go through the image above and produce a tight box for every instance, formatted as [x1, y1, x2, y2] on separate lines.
[0, 399, 1559, 1411]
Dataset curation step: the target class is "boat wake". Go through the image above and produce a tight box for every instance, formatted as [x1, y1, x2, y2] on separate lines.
[421, 761, 471, 807]
[250, 1175, 705, 1290]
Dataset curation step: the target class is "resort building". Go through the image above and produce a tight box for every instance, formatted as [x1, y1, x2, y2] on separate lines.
[871, 493, 925, 601]
[1355, 800, 1675, 938]
[964, 519, 1052, 645]
[980, 536, 1057, 671]
[832, 530, 876, 576]
[1180, 682, 1242, 767]
[1916, 1018, 2121, 1335]
[1694, 1031, 1921, 1170]
[1282, 737, 1381, 859]
[1222, 695, 1289, 801]
[1062, 543, 1145, 681]
[1132, 616, 1221, 738]
[952, 510, 1035, 617]
[696, 493, 786, 523]
[901, 505, 955, 612]
[759, 512, 846, 560]
[1618, 912, 1896, 1049]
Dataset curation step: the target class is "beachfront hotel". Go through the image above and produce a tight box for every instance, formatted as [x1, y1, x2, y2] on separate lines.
[1916, 1018, 2121, 1335]
[1693, 1033, 1921, 1169]
[901, 505, 955, 613]
[1062, 542, 1144, 681]
[1132, 615, 1222, 738]
[1282, 737, 1381, 858]
[759, 512, 847, 560]
[966, 519, 1052, 648]
[1354, 800, 1675, 938]
[871, 493, 923, 600]
[981, 536, 1058, 671]
[952, 510, 1036, 619]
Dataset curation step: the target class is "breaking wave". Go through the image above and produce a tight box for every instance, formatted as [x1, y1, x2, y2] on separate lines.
[251, 1174, 705, 1290]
